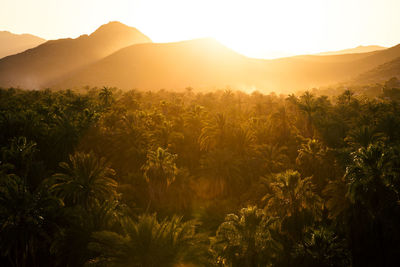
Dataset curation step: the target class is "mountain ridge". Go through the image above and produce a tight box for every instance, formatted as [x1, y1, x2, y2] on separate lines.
[316, 45, 387, 56]
[1, 21, 400, 91]
[51, 38, 400, 92]
[0, 31, 46, 59]
[0, 22, 151, 89]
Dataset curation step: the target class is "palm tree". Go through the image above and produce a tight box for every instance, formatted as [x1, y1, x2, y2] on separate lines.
[323, 177, 351, 220]
[200, 148, 242, 197]
[337, 89, 354, 105]
[51, 151, 117, 209]
[271, 106, 292, 144]
[263, 170, 320, 243]
[199, 113, 227, 152]
[99, 86, 114, 108]
[249, 117, 273, 145]
[378, 113, 400, 143]
[153, 121, 174, 148]
[164, 168, 195, 215]
[255, 144, 289, 175]
[184, 104, 206, 138]
[152, 120, 184, 149]
[296, 138, 327, 190]
[142, 147, 177, 209]
[231, 126, 255, 155]
[88, 214, 209, 267]
[50, 200, 122, 267]
[182, 105, 206, 171]
[296, 92, 320, 138]
[264, 170, 318, 218]
[345, 125, 383, 148]
[345, 143, 392, 210]
[107, 111, 149, 173]
[213, 206, 282, 267]
[49, 112, 80, 167]
[293, 227, 351, 267]
[345, 143, 400, 267]
[1, 136, 37, 186]
[0, 174, 62, 267]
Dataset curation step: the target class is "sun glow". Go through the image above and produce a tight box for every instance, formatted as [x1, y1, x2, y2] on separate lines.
[2, 0, 400, 58]
[126, 0, 328, 58]
[123, 0, 400, 58]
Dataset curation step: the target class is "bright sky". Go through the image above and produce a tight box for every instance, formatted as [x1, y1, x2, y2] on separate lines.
[1, 0, 400, 58]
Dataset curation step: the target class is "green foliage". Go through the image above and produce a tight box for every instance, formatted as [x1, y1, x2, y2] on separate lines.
[50, 151, 117, 209]
[292, 227, 351, 267]
[1, 82, 400, 266]
[264, 170, 320, 219]
[88, 214, 210, 267]
[142, 147, 178, 211]
[0, 174, 62, 266]
[213, 206, 282, 267]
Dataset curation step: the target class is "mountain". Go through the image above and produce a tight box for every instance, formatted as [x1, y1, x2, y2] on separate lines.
[0, 31, 45, 59]
[50, 39, 400, 92]
[49, 38, 266, 91]
[316, 45, 387, 56]
[352, 56, 400, 85]
[2, 22, 400, 92]
[261, 43, 400, 90]
[0, 22, 151, 89]
[269, 43, 400, 89]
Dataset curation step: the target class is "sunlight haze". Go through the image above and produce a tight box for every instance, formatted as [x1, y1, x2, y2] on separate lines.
[1, 0, 400, 58]
[2, 1, 400, 266]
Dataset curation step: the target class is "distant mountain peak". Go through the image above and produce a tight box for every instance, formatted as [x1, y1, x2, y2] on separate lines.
[88, 21, 152, 44]
[317, 45, 387, 56]
[92, 21, 126, 31]
[0, 22, 152, 89]
[101, 21, 126, 27]
[91, 21, 141, 36]
[0, 30, 45, 40]
[0, 31, 45, 58]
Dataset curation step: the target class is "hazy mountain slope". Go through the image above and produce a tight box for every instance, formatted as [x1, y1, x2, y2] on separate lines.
[50, 38, 268, 91]
[260, 43, 400, 90]
[294, 50, 381, 63]
[352, 57, 400, 84]
[2, 20, 400, 92]
[316, 45, 386, 56]
[52, 39, 400, 92]
[0, 22, 151, 89]
[0, 31, 46, 59]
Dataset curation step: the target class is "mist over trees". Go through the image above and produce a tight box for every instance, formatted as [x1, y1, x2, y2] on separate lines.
[1, 79, 400, 266]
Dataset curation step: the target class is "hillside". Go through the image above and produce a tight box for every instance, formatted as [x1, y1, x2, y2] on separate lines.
[352, 56, 400, 85]
[0, 22, 151, 89]
[50, 38, 267, 91]
[2, 21, 400, 92]
[316, 45, 386, 56]
[50, 39, 400, 92]
[0, 31, 45, 59]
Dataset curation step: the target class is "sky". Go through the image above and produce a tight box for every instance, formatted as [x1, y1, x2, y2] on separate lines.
[1, 0, 400, 58]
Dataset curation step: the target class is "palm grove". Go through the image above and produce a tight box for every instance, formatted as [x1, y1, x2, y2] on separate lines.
[1, 79, 400, 267]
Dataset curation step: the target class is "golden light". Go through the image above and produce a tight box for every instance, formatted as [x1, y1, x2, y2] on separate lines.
[126, 0, 332, 58]
[2, 0, 400, 58]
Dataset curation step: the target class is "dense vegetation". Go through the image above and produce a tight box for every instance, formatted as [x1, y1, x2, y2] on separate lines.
[1, 79, 400, 266]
